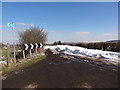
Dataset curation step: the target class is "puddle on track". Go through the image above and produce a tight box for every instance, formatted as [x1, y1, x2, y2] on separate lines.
[48, 54, 118, 71]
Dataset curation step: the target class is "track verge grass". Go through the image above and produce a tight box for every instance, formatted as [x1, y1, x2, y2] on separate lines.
[2, 55, 46, 75]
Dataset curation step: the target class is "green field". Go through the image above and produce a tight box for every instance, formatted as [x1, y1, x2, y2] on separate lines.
[2, 55, 46, 74]
[0, 47, 46, 74]
[0, 48, 14, 61]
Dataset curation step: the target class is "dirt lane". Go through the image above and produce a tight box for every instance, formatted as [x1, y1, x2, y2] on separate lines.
[2, 51, 118, 88]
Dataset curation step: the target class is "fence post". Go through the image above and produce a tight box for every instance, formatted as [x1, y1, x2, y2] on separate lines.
[23, 50, 25, 59]
[35, 48, 38, 55]
[7, 43, 10, 67]
[30, 49, 32, 57]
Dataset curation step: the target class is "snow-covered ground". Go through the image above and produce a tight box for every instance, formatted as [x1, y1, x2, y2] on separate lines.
[44, 45, 120, 64]
[0, 45, 119, 65]
[0, 61, 7, 64]
[0, 57, 6, 64]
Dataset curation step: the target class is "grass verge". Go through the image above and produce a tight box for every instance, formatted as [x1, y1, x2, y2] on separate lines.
[2, 55, 46, 75]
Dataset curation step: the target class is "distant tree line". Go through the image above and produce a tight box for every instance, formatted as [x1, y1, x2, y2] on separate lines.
[53, 41, 120, 52]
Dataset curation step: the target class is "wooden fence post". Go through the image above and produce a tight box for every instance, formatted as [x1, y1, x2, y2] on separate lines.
[35, 48, 38, 55]
[23, 50, 25, 59]
[7, 43, 10, 67]
[30, 49, 32, 57]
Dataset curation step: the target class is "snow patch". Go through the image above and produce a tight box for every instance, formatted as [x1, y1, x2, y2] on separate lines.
[44, 45, 119, 64]
[0, 61, 7, 64]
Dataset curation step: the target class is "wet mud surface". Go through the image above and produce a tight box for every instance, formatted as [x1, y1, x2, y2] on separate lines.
[2, 51, 118, 88]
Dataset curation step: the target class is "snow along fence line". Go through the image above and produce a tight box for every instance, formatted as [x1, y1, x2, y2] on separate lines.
[44, 45, 120, 63]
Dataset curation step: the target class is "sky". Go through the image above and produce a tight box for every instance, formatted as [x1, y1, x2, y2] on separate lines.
[1, 2, 118, 44]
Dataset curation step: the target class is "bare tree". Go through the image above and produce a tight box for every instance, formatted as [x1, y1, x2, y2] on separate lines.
[19, 27, 47, 44]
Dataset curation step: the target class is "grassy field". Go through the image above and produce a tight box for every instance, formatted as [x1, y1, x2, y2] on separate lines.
[0, 48, 14, 61]
[0, 47, 21, 61]
[1, 55, 46, 74]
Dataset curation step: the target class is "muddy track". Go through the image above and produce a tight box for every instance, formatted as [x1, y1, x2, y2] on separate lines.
[2, 51, 118, 88]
